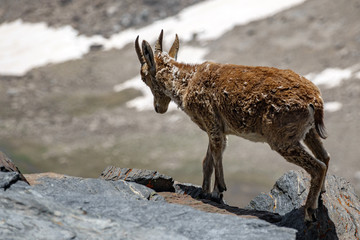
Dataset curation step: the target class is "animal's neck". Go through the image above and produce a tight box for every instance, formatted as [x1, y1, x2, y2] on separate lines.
[155, 54, 196, 109]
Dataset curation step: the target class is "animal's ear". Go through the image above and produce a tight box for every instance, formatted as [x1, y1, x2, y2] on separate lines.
[169, 34, 179, 60]
[142, 40, 156, 76]
[135, 36, 145, 66]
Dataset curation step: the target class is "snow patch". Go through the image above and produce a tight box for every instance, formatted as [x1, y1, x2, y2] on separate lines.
[113, 75, 153, 111]
[0, 19, 104, 75]
[306, 68, 352, 88]
[113, 75, 143, 93]
[114, 75, 177, 112]
[104, 0, 306, 49]
[177, 46, 208, 64]
[324, 101, 342, 112]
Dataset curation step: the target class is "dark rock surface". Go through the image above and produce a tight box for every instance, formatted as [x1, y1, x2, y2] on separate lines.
[0, 171, 23, 189]
[100, 166, 174, 192]
[0, 171, 296, 240]
[248, 170, 360, 240]
[0, 151, 29, 184]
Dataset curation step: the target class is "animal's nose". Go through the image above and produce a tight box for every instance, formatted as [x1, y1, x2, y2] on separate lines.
[155, 105, 159, 113]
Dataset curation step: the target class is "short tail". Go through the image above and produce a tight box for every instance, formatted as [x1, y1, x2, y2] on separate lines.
[313, 106, 327, 139]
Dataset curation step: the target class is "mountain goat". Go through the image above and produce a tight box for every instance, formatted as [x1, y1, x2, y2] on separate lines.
[135, 30, 330, 222]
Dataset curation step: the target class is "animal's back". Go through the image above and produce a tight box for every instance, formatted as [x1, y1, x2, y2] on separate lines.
[190, 62, 323, 144]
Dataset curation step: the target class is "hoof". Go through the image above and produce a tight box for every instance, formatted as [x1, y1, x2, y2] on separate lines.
[199, 191, 212, 200]
[199, 190, 226, 204]
[217, 183, 227, 193]
[210, 191, 226, 204]
[304, 207, 318, 222]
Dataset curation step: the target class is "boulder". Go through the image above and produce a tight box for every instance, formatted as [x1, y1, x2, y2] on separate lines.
[3, 161, 359, 240]
[247, 170, 360, 240]
[101, 166, 360, 239]
[0, 171, 296, 240]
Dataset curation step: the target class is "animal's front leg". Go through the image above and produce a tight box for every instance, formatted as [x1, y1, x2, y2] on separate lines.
[202, 144, 214, 193]
[209, 134, 227, 202]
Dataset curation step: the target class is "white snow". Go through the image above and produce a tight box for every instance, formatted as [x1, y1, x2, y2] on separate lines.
[0, 20, 104, 75]
[305, 68, 352, 89]
[113, 75, 154, 111]
[305, 67, 360, 114]
[113, 75, 143, 93]
[324, 101, 342, 112]
[177, 46, 208, 64]
[113, 75, 178, 111]
[104, 0, 307, 49]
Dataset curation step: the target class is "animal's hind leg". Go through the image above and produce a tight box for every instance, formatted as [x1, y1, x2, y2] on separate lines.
[202, 144, 214, 193]
[304, 128, 330, 193]
[275, 143, 327, 222]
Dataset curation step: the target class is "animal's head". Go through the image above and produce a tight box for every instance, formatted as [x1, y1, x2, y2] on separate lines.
[135, 30, 179, 114]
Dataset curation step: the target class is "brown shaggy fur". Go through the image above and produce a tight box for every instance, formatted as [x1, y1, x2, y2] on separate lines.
[136, 31, 330, 222]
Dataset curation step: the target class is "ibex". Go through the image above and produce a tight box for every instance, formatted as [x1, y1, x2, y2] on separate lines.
[135, 30, 330, 222]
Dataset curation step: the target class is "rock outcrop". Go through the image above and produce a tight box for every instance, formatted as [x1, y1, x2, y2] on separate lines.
[1, 162, 359, 239]
[0, 170, 296, 240]
[102, 166, 360, 240]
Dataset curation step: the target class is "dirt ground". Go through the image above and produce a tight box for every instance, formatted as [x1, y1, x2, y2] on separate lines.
[0, 0, 359, 207]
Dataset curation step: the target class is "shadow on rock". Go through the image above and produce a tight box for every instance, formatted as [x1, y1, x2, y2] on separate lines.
[101, 166, 359, 240]
[173, 179, 340, 239]
[278, 202, 338, 239]
[174, 181, 283, 223]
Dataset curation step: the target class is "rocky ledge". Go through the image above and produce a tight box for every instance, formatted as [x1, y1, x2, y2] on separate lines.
[1, 162, 359, 239]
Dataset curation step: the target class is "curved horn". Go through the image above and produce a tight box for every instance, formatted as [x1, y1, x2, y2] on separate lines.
[155, 29, 163, 53]
[169, 34, 179, 60]
[135, 36, 145, 65]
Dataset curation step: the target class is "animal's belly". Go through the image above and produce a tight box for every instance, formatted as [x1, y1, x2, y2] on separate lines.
[232, 131, 267, 143]
[239, 132, 266, 142]
[224, 120, 266, 143]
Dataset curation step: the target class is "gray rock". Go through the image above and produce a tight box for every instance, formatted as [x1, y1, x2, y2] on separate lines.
[0, 151, 29, 184]
[100, 166, 175, 192]
[0, 171, 21, 189]
[173, 181, 203, 198]
[248, 170, 360, 240]
[0, 172, 296, 240]
[248, 170, 309, 215]
[101, 167, 225, 201]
